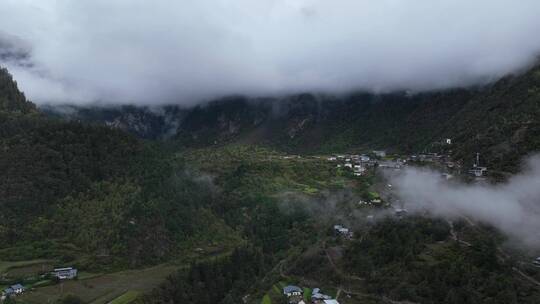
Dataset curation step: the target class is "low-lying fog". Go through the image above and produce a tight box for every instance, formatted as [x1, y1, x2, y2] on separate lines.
[390, 155, 540, 248]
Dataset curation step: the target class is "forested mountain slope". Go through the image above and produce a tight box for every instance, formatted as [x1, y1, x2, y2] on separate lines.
[441, 65, 540, 172]
[0, 68, 35, 114]
[0, 68, 238, 268]
[45, 62, 540, 173]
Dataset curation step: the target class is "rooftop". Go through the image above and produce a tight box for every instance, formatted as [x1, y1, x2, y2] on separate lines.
[54, 267, 75, 271]
[283, 285, 302, 294]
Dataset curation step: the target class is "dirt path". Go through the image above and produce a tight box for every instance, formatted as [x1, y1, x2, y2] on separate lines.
[511, 267, 540, 287]
[447, 220, 472, 246]
[335, 288, 342, 300]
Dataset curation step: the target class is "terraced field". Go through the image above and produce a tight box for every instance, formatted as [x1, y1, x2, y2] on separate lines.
[18, 263, 178, 304]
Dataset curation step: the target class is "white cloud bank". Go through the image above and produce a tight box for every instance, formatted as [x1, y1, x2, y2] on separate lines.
[1, 0, 540, 105]
[391, 156, 540, 248]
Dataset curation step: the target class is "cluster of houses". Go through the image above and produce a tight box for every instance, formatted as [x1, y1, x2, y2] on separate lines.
[327, 150, 416, 175]
[327, 153, 376, 176]
[409, 152, 453, 166]
[409, 148, 489, 179]
[1, 267, 77, 300]
[377, 159, 405, 170]
[283, 285, 340, 304]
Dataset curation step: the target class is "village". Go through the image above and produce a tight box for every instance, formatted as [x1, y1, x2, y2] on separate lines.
[323, 137, 490, 183]
[261, 139, 511, 304]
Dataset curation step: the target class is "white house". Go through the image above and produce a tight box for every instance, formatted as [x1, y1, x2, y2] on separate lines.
[283, 285, 303, 297]
[469, 167, 487, 177]
[469, 153, 488, 177]
[11, 284, 24, 294]
[354, 165, 365, 171]
[52, 267, 78, 280]
[3, 284, 25, 297]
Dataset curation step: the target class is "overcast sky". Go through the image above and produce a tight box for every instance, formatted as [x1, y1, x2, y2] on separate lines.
[1, 0, 540, 105]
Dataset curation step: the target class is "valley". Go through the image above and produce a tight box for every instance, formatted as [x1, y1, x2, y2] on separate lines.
[1, 60, 540, 304]
[2, 2, 540, 303]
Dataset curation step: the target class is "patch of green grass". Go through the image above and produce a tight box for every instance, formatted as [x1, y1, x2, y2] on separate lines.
[77, 271, 104, 280]
[261, 294, 272, 304]
[302, 186, 319, 194]
[109, 291, 140, 304]
[0, 259, 54, 274]
[303, 288, 312, 302]
[368, 191, 380, 199]
[277, 281, 287, 289]
[29, 280, 54, 288]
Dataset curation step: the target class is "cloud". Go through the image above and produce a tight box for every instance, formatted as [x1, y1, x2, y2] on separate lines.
[1, 0, 540, 105]
[390, 155, 540, 248]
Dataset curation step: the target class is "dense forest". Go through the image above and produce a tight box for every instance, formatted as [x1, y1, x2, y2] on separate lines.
[343, 217, 540, 303]
[142, 246, 268, 304]
[0, 68, 238, 269]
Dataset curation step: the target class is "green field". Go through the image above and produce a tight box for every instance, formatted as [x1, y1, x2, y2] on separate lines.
[108, 291, 140, 304]
[18, 263, 178, 304]
[303, 288, 312, 302]
[261, 294, 272, 304]
[0, 259, 54, 274]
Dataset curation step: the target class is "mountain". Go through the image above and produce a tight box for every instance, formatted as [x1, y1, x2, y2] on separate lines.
[0, 68, 35, 114]
[44, 62, 540, 173]
[0, 67, 240, 268]
[41, 104, 186, 140]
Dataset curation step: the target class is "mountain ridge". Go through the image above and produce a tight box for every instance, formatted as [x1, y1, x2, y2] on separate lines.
[42, 63, 540, 173]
